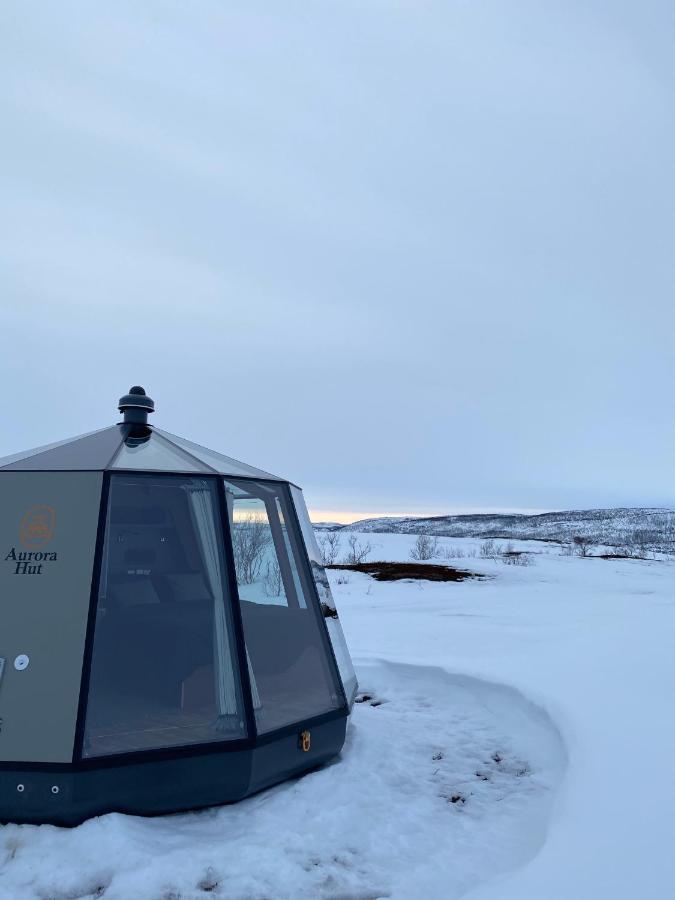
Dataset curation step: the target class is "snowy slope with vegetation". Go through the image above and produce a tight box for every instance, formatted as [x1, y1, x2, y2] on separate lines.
[325, 507, 675, 553]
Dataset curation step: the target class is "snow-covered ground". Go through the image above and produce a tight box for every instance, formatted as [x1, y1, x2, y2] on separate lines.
[1, 533, 674, 898]
[336, 534, 675, 899]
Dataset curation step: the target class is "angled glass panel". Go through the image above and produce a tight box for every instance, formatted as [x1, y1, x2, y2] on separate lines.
[83, 474, 246, 757]
[111, 429, 208, 472]
[290, 485, 358, 706]
[0, 426, 123, 471]
[224, 478, 343, 734]
[155, 428, 282, 480]
[0, 427, 111, 470]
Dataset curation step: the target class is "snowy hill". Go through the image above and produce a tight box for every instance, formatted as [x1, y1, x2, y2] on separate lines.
[317, 507, 675, 551]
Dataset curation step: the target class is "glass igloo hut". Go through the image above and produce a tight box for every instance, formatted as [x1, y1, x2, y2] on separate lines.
[0, 387, 356, 825]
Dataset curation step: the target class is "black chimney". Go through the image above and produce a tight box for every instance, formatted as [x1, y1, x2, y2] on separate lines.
[118, 386, 155, 425]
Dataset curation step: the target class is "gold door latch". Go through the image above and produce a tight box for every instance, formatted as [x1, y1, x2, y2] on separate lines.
[300, 730, 311, 752]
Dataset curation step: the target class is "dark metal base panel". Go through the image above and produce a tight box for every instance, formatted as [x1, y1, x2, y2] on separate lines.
[0, 717, 347, 826]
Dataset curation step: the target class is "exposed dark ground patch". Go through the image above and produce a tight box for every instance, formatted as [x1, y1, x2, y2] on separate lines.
[327, 561, 484, 582]
[355, 692, 387, 707]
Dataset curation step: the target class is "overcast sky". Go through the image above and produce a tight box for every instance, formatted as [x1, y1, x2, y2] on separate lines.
[2, 2, 674, 522]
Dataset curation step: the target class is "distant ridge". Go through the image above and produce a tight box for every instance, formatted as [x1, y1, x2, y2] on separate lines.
[313, 508, 675, 550]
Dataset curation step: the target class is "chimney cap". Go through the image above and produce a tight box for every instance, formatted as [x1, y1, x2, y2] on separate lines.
[118, 386, 154, 424]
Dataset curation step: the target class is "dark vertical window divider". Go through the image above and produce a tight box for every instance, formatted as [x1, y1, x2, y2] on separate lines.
[216, 477, 258, 742]
[283, 486, 349, 711]
[73, 471, 111, 762]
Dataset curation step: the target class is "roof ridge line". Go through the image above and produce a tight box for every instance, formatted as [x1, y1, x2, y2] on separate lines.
[152, 429, 221, 475]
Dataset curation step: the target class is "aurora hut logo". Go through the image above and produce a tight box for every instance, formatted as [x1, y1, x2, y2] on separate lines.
[20, 506, 56, 547]
[4, 506, 58, 575]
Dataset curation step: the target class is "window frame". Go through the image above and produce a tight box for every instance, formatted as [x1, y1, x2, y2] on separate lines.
[225, 477, 348, 732]
[72, 470, 347, 766]
[281, 484, 349, 710]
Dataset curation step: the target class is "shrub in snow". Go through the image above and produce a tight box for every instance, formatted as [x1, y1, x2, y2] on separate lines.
[499, 542, 532, 566]
[410, 533, 440, 561]
[480, 539, 501, 560]
[343, 535, 373, 565]
[263, 559, 283, 597]
[232, 512, 271, 583]
[318, 531, 342, 565]
[442, 545, 466, 560]
[501, 552, 532, 567]
[572, 535, 594, 557]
